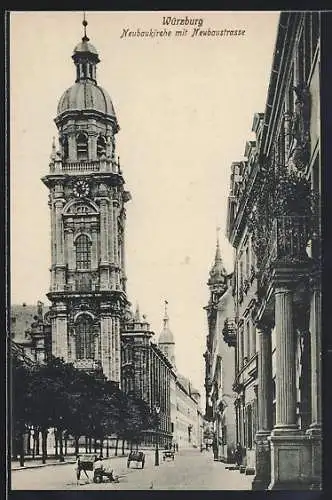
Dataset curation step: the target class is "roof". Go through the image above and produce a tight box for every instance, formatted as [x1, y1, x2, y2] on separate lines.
[57, 81, 116, 117]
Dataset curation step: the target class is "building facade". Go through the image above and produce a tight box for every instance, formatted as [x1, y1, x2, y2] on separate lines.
[226, 12, 321, 490]
[121, 306, 173, 447]
[41, 27, 131, 384]
[11, 302, 51, 364]
[158, 303, 202, 449]
[204, 240, 237, 463]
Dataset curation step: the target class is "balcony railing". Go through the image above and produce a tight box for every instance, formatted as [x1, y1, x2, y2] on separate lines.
[259, 216, 312, 291]
[49, 159, 121, 174]
[73, 359, 102, 371]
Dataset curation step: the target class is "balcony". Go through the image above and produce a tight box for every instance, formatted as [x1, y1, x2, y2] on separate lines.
[73, 359, 102, 371]
[258, 216, 313, 293]
[222, 319, 236, 347]
[49, 158, 121, 174]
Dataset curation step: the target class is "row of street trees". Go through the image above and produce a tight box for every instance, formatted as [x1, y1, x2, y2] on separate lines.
[11, 353, 153, 466]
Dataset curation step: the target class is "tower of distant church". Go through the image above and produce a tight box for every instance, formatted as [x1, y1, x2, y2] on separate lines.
[158, 301, 176, 369]
[42, 17, 131, 384]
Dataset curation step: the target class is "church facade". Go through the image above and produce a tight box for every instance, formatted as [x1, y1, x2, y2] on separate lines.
[41, 28, 131, 384]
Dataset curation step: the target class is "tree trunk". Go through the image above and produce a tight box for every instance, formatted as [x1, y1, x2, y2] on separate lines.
[89, 436, 92, 453]
[41, 429, 48, 464]
[64, 434, 68, 456]
[27, 428, 31, 455]
[12, 433, 19, 460]
[94, 438, 97, 453]
[19, 430, 25, 467]
[85, 436, 88, 453]
[58, 429, 64, 462]
[55, 433, 59, 458]
[130, 441, 133, 452]
[35, 430, 40, 455]
[136, 442, 138, 451]
[100, 438, 103, 456]
[114, 437, 118, 456]
[122, 438, 125, 456]
[75, 436, 80, 455]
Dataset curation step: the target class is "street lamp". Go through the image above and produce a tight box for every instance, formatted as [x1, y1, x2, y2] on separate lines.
[154, 405, 160, 466]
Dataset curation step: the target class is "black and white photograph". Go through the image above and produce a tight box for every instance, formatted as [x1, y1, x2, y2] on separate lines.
[9, 10, 322, 491]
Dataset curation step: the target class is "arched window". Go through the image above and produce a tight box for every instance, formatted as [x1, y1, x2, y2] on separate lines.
[75, 314, 94, 359]
[97, 136, 106, 158]
[61, 135, 69, 160]
[75, 234, 91, 270]
[76, 133, 88, 160]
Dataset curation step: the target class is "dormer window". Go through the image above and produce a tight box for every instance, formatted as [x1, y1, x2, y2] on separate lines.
[76, 133, 88, 160]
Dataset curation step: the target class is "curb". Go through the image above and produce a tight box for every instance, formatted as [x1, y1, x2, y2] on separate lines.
[12, 460, 77, 471]
[12, 450, 157, 471]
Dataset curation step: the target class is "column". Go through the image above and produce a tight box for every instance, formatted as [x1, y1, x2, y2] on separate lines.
[113, 316, 121, 385]
[99, 199, 109, 290]
[54, 199, 65, 290]
[252, 321, 273, 490]
[68, 134, 76, 161]
[269, 281, 311, 489]
[306, 273, 322, 488]
[91, 224, 98, 269]
[54, 308, 68, 361]
[274, 286, 297, 430]
[65, 227, 75, 270]
[100, 313, 112, 380]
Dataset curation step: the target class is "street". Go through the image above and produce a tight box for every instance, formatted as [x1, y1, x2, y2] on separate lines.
[11, 448, 253, 490]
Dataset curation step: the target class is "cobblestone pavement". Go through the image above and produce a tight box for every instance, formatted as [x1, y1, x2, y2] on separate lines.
[11, 448, 253, 490]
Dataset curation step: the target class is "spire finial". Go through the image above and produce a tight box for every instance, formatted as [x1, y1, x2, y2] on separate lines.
[82, 11, 89, 42]
[135, 303, 141, 321]
[163, 300, 169, 328]
[215, 227, 221, 261]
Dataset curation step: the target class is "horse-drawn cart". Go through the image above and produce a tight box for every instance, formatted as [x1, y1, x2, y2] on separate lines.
[127, 450, 145, 469]
[163, 450, 175, 461]
[76, 453, 97, 480]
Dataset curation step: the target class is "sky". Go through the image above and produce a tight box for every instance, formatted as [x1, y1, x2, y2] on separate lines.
[10, 10, 280, 400]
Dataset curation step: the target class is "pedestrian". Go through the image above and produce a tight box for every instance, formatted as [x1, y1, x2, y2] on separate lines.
[176, 443, 178, 452]
[212, 438, 218, 461]
[234, 443, 243, 466]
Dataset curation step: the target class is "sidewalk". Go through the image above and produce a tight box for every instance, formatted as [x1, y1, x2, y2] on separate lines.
[12, 452, 129, 471]
[12, 448, 157, 471]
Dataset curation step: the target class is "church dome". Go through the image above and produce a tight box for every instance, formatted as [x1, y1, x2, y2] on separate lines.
[73, 39, 99, 56]
[57, 82, 116, 117]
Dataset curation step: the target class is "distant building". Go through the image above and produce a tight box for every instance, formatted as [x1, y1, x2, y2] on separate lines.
[204, 239, 237, 462]
[121, 305, 173, 447]
[158, 303, 202, 449]
[10, 302, 51, 364]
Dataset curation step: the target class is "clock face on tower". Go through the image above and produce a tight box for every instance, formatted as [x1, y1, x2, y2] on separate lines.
[73, 180, 90, 198]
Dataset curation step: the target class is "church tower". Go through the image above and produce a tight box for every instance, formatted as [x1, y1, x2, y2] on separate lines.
[41, 18, 131, 384]
[158, 301, 176, 369]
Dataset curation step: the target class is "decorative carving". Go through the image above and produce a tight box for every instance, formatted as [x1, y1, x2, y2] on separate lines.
[289, 83, 311, 171]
